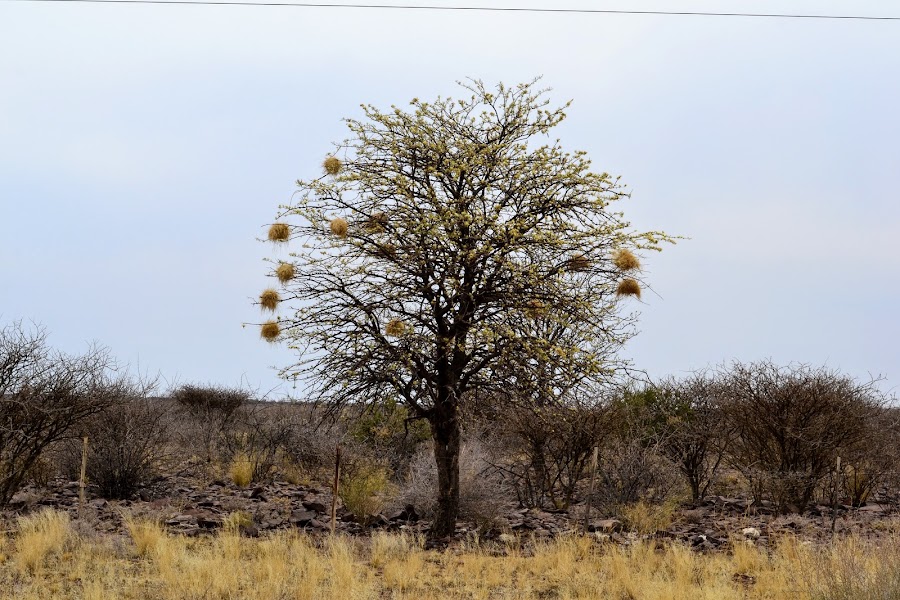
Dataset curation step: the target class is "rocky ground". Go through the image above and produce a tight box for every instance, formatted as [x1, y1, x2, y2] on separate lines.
[4, 474, 899, 552]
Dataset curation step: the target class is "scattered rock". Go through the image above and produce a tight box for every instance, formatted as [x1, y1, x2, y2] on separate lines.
[390, 505, 419, 523]
[588, 519, 622, 533]
[302, 501, 328, 514]
[289, 510, 318, 526]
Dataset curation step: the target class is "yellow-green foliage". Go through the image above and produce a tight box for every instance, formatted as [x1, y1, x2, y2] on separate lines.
[323, 156, 342, 175]
[347, 398, 431, 448]
[15, 509, 71, 575]
[340, 464, 393, 524]
[259, 288, 280, 311]
[612, 248, 641, 271]
[260, 320, 280, 342]
[275, 262, 295, 284]
[267, 222, 290, 242]
[616, 278, 641, 298]
[229, 454, 253, 487]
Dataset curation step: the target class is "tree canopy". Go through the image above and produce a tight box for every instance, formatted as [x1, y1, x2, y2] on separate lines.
[259, 79, 675, 535]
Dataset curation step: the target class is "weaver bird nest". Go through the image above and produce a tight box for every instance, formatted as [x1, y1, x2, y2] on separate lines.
[267, 223, 290, 242]
[275, 262, 295, 284]
[260, 321, 281, 341]
[329, 217, 349, 238]
[612, 248, 641, 271]
[616, 278, 641, 299]
[566, 253, 591, 272]
[364, 212, 388, 233]
[259, 288, 280, 311]
[323, 156, 342, 176]
[385, 318, 407, 337]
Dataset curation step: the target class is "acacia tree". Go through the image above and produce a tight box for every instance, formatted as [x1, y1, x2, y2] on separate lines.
[259, 80, 674, 536]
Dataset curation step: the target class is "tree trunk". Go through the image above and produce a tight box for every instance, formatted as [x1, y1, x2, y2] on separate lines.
[430, 406, 461, 537]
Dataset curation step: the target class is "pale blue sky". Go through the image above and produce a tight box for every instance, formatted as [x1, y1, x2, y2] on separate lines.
[1, 1, 898, 397]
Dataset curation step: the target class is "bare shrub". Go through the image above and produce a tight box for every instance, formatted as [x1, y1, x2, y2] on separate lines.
[222, 401, 308, 483]
[834, 407, 900, 507]
[345, 398, 431, 476]
[492, 400, 611, 509]
[83, 395, 173, 499]
[172, 384, 249, 464]
[0, 321, 123, 506]
[721, 361, 885, 513]
[595, 438, 682, 510]
[636, 374, 731, 502]
[397, 436, 506, 527]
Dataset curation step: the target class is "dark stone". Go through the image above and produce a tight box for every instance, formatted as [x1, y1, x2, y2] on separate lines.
[289, 510, 318, 526]
[370, 514, 389, 527]
[389, 504, 420, 523]
[239, 524, 260, 538]
[302, 501, 328, 513]
[197, 514, 222, 529]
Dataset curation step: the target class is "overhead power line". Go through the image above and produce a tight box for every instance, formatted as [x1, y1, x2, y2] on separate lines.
[3, 0, 900, 21]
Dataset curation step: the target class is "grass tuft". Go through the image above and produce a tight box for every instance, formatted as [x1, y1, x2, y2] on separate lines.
[15, 509, 71, 575]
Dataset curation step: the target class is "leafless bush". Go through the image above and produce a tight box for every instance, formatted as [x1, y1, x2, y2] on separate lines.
[491, 400, 612, 509]
[222, 401, 309, 483]
[81, 394, 174, 499]
[0, 321, 124, 505]
[396, 436, 506, 527]
[172, 384, 249, 463]
[721, 361, 885, 513]
[594, 438, 682, 510]
[639, 374, 732, 502]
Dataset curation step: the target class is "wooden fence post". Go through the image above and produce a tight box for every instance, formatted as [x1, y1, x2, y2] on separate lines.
[583, 447, 599, 533]
[79, 436, 88, 518]
[331, 445, 342, 535]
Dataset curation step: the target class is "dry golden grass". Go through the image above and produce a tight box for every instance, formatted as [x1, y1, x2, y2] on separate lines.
[612, 248, 641, 271]
[229, 454, 253, 487]
[330, 217, 349, 238]
[267, 222, 290, 242]
[14, 509, 71, 575]
[4, 510, 900, 600]
[259, 288, 280, 312]
[260, 320, 280, 342]
[616, 277, 642, 299]
[619, 500, 678, 535]
[125, 517, 167, 559]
